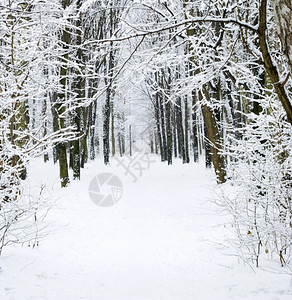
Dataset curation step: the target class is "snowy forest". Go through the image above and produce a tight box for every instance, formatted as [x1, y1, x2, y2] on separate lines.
[1, 0, 292, 299]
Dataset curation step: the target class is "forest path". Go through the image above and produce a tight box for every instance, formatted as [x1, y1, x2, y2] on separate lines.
[0, 158, 291, 300]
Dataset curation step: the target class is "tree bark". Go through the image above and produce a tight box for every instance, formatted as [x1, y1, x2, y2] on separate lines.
[200, 90, 226, 183]
[184, 98, 190, 164]
[273, 0, 292, 74]
[259, 0, 292, 124]
[55, 0, 71, 187]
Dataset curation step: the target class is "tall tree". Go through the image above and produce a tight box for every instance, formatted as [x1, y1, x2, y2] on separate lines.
[273, 0, 292, 74]
[52, 0, 71, 187]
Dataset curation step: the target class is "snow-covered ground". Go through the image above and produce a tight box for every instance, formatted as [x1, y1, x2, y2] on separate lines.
[1, 157, 292, 300]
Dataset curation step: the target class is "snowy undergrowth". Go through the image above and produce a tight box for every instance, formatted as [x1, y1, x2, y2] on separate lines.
[0, 151, 50, 256]
[0, 158, 292, 300]
[219, 97, 292, 271]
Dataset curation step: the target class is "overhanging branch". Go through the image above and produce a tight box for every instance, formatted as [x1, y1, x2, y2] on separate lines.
[83, 17, 258, 45]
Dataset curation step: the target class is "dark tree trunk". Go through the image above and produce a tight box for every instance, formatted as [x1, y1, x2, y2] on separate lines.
[191, 91, 199, 162]
[273, 1, 292, 75]
[159, 95, 167, 162]
[166, 100, 172, 165]
[200, 89, 226, 183]
[259, 0, 292, 124]
[173, 110, 178, 158]
[111, 101, 115, 156]
[184, 98, 190, 164]
[154, 90, 164, 162]
[176, 98, 186, 163]
[204, 124, 212, 169]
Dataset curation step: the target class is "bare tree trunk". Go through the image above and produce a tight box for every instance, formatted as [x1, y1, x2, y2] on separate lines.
[191, 91, 199, 162]
[159, 95, 167, 162]
[42, 98, 49, 163]
[129, 125, 132, 156]
[166, 99, 172, 165]
[153, 73, 165, 161]
[259, 0, 292, 124]
[55, 0, 71, 187]
[103, 89, 111, 164]
[204, 124, 212, 169]
[80, 107, 89, 169]
[173, 109, 178, 158]
[184, 98, 190, 164]
[89, 100, 98, 161]
[273, 0, 292, 74]
[200, 89, 226, 184]
[176, 97, 186, 163]
[111, 101, 115, 156]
